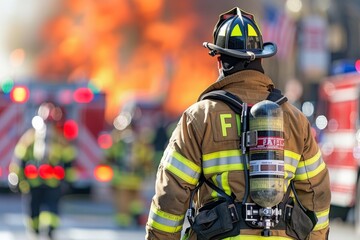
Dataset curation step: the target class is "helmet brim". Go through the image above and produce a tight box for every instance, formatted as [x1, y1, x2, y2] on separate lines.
[203, 42, 277, 60]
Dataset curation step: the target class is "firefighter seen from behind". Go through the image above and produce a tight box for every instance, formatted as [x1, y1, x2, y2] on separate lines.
[146, 6, 331, 240]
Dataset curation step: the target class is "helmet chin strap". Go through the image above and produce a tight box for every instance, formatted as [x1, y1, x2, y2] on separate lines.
[218, 56, 254, 77]
[217, 57, 234, 76]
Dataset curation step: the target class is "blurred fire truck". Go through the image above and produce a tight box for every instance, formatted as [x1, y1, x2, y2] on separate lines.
[316, 68, 360, 225]
[0, 81, 107, 192]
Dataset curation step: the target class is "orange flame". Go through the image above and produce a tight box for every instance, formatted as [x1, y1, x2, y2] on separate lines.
[35, 0, 217, 123]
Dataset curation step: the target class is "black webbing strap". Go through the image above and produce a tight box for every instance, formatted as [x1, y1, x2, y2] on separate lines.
[200, 88, 288, 107]
[200, 90, 243, 114]
[187, 174, 236, 225]
[267, 88, 288, 105]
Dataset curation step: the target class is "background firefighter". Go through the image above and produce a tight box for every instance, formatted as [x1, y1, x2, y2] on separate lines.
[10, 102, 77, 240]
[146, 6, 331, 240]
[103, 108, 156, 228]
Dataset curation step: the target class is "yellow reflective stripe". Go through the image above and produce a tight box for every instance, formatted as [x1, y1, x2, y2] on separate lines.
[295, 162, 325, 180]
[210, 175, 218, 198]
[222, 172, 231, 195]
[148, 204, 184, 233]
[295, 150, 325, 180]
[164, 149, 201, 185]
[297, 150, 321, 168]
[284, 150, 301, 161]
[211, 172, 231, 198]
[203, 150, 242, 161]
[231, 24, 243, 36]
[284, 150, 300, 179]
[313, 208, 330, 231]
[224, 235, 292, 240]
[247, 24, 258, 36]
[203, 150, 244, 175]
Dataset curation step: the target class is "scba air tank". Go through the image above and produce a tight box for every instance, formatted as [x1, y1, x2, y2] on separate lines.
[249, 100, 285, 208]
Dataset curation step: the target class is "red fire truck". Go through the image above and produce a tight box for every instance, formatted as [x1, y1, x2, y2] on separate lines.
[0, 81, 107, 192]
[316, 71, 360, 225]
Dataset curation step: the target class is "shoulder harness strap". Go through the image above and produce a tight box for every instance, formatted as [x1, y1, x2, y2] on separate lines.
[200, 90, 243, 114]
[200, 88, 288, 107]
[266, 88, 288, 105]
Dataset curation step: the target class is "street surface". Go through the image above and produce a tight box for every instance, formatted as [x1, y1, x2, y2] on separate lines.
[0, 192, 358, 240]
[0, 192, 146, 240]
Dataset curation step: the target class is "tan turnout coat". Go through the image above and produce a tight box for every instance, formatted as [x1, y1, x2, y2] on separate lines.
[146, 70, 331, 240]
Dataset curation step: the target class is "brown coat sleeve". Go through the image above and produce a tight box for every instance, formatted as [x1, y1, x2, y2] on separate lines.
[146, 108, 204, 240]
[290, 108, 331, 239]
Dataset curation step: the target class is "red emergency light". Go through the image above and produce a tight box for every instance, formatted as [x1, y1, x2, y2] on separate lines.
[10, 85, 29, 103]
[24, 164, 38, 179]
[355, 60, 360, 73]
[73, 87, 94, 103]
[53, 166, 65, 180]
[97, 133, 113, 149]
[38, 164, 53, 179]
[94, 164, 113, 182]
[63, 120, 78, 140]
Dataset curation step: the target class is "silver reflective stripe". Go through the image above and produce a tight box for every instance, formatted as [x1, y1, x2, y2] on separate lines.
[167, 155, 201, 180]
[203, 155, 242, 169]
[284, 155, 299, 169]
[149, 210, 184, 228]
[316, 212, 329, 225]
[211, 174, 230, 197]
[163, 148, 201, 185]
[296, 157, 323, 175]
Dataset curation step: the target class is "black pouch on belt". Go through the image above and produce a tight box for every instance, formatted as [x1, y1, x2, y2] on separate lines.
[284, 182, 318, 240]
[191, 198, 241, 240]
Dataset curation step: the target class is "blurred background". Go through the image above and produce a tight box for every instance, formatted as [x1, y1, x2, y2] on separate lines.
[0, 0, 360, 239]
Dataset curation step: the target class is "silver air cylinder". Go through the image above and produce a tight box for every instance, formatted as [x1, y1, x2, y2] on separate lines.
[249, 100, 285, 208]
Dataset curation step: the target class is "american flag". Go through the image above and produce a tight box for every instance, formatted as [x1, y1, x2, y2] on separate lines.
[260, 5, 296, 60]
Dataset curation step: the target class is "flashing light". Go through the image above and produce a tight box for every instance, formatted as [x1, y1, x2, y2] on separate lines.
[24, 164, 38, 179]
[63, 119, 78, 140]
[301, 101, 314, 117]
[73, 87, 94, 103]
[315, 115, 328, 130]
[10, 85, 29, 103]
[97, 133, 113, 149]
[57, 89, 73, 105]
[355, 59, 360, 73]
[331, 59, 360, 75]
[94, 164, 114, 182]
[53, 166, 65, 180]
[1, 78, 14, 93]
[24, 164, 65, 180]
[38, 164, 53, 179]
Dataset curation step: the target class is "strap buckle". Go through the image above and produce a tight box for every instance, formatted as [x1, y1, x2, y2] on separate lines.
[228, 203, 239, 223]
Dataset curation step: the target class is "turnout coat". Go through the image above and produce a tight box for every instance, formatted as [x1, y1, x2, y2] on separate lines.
[146, 70, 331, 240]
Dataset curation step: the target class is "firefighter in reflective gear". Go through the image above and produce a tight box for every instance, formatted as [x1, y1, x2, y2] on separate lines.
[10, 102, 77, 240]
[104, 118, 155, 228]
[146, 7, 331, 240]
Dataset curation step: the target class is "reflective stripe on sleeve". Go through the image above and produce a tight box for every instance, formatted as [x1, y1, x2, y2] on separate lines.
[295, 150, 325, 180]
[284, 150, 301, 179]
[163, 148, 201, 185]
[148, 204, 184, 233]
[211, 172, 231, 198]
[202, 150, 244, 175]
[313, 208, 330, 231]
